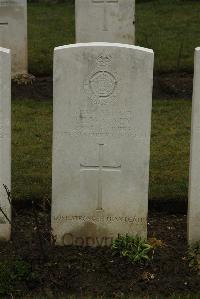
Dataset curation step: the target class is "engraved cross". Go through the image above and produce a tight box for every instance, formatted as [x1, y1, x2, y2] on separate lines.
[80, 144, 121, 210]
[0, 22, 8, 26]
[92, 0, 119, 31]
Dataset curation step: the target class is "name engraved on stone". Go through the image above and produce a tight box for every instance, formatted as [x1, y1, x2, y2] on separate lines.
[62, 110, 134, 137]
[92, 0, 119, 31]
[80, 144, 121, 210]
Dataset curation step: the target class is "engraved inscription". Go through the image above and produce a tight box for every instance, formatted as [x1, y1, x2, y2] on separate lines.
[80, 144, 121, 210]
[62, 109, 134, 137]
[54, 215, 147, 224]
[68, 109, 133, 137]
[0, 1, 16, 7]
[92, 0, 119, 31]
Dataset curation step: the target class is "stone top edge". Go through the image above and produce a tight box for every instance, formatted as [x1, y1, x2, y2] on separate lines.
[0, 47, 10, 54]
[195, 47, 200, 52]
[54, 43, 154, 54]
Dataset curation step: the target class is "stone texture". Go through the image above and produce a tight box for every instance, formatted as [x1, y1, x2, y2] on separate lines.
[52, 43, 154, 246]
[0, 0, 27, 74]
[75, 0, 135, 44]
[0, 47, 11, 241]
[188, 47, 200, 244]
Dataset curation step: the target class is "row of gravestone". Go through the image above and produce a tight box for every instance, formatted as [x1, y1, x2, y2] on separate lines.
[0, 44, 200, 247]
[1, 0, 200, 247]
[0, 0, 135, 74]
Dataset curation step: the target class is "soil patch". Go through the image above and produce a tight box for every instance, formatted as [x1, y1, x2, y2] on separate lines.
[1, 205, 199, 298]
[12, 77, 53, 101]
[12, 72, 193, 101]
[153, 72, 193, 100]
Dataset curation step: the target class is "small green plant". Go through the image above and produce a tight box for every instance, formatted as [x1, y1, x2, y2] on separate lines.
[188, 241, 200, 273]
[0, 260, 33, 295]
[111, 234, 153, 264]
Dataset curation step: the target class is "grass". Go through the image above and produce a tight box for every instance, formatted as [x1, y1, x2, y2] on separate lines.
[28, 3, 75, 75]
[12, 100, 52, 202]
[28, 0, 200, 75]
[149, 99, 191, 200]
[136, 0, 200, 73]
[12, 99, 191, 202]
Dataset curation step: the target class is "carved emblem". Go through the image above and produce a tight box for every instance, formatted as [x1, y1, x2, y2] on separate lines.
[89, 71, 116, 98]
[84, 54, 118, 105]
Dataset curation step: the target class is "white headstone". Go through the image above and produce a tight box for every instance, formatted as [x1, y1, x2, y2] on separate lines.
[0, 47, 11, 241]
[0, 0, 27, 74]
[188, 47, 200, 244]
[75, 0, 135, 44]
[52, 43, 154, 247]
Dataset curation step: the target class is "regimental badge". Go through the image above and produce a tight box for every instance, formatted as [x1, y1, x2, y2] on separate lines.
[84, 54, 119, 105]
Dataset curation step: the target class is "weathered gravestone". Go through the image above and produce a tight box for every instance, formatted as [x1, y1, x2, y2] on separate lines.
[0, 47, 11, 240]
[188, 47, 200, 244]
[0, 0, 27, 74]
[52, 43, 154, 246]
[75, 0, 135, 44]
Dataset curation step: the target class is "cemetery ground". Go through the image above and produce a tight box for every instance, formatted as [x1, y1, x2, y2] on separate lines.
[9, 74, 199, 293]
[2, 0, 200, 298]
